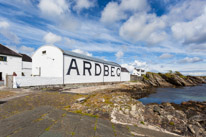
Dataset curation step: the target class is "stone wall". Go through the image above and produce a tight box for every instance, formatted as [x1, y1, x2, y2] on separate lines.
[130, 75, 143, 81]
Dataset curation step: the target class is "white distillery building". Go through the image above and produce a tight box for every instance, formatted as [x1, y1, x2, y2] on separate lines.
[23, 45, 129, 86]
[133, 68, 146, 76]
[0, 44, 32, 84]
[13, 45, 130, 87]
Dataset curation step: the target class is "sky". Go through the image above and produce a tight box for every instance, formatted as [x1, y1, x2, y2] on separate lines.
[0, 0, 205, 76]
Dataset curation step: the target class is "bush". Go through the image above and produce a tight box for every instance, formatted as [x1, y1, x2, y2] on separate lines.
[174, 71, 187, 79]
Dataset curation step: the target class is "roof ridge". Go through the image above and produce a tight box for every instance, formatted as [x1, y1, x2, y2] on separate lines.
[61, 48, 120, 67]
[0, 44, 22, 57]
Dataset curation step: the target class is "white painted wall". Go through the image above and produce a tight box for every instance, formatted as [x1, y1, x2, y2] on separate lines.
[64, 55, 103, 83]
[103, 65, 121, 82]
[32, 45, 63, 77]
[22, 61, 32, 76]
[64, 55, 121, 83]
[133, 69, 146, 76]
[121, 72, 130, 81]
[0, 54, 22, 81]
[13, 76, 62, 87]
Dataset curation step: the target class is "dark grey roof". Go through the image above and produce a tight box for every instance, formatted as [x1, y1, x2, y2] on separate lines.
[20, 53, 32, 62]
[0, 44, 22, 57]
[121, 67, 129, 72]
[61, 49, 120, 67]
[135, 68, 141, 71]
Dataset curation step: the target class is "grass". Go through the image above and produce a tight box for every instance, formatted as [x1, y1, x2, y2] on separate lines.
[71, 110, 98, 118]
[94, 117, 98, 131]
[142, 74, 149, 80]
[112, 124, 117, 136]
[140, 121, 145, 125]
[33, 113, 48, 122]
[169, 122, 174, 126]
[71, 132, 75, 135]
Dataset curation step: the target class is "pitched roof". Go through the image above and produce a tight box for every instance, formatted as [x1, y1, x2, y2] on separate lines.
[62, 49, 121, 67]
[121, 67, 129, 72]
[0, 44, 22, 57]
[20, 53, 32, 62]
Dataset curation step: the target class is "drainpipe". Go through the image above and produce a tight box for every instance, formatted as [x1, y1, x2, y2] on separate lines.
[120, 67, 121, 82]
[103, 64, 104, 84]
[63, 55, 65, 86]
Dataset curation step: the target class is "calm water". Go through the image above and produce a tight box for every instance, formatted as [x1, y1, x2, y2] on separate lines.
[139, 84, 206, 104]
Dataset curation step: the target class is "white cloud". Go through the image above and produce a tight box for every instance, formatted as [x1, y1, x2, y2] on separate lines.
[115, 51, 124, 59]
[171, 7, 206, 45]
[64, 37, 77, 45]
[121, 60, 148, 73]
[178, 57, 203, 64]
[184, 72, 206, 76]
[0, 21, 9, 29]
[100, 2, 126, 24]
[119, 13, 166, 44]
[120, 0, 149, 12]
[43, 32, 62, 44]
[167, 0, 206, 25]
[19, 45, 35, 54]
[6, 45, 35, 55]
[73, 0, 95, 13]
[159, 53, 173, 59]
[100, 0, 149, 24]
[72, 49, 92, 56]
[0, 20, 20, 44]
[38, 0, 69, 16]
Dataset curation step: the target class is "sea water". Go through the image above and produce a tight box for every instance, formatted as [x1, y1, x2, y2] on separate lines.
[139, 84, 206, 104]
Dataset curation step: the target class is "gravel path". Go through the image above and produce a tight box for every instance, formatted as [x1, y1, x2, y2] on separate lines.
[62, 82, 143, 94]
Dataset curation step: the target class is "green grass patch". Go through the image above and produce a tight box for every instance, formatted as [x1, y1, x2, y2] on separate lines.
[71, 110, 98, 118]
[140, 121, 145, 125]
[112, 124, 117, 136]
[71, 132, 75, 135]
[169, 122, 174, 126]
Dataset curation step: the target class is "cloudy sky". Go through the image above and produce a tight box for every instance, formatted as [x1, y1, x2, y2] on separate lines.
[0, 0, 205, 75]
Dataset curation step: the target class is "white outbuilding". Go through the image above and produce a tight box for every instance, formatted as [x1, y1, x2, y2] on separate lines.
[133, 68, 146, 76]
[29, 45, 130, 86]
[0, 44, 32, 86]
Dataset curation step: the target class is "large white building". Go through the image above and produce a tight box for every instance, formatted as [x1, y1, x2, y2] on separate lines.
[31, 45, 130, 85]
[0, 44, 32, 83]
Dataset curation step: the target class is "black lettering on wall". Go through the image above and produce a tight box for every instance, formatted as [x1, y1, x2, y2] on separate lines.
[104, 65, 109, 76]
[95, 63, 101, 76]
[116, 68, 120, 77]
[83, 61, 92, 76]
[67, 59, 80, 75]
[111, 66, 115, 77]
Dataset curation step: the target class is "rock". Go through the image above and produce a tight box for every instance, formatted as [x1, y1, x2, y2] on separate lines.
[153, 106, 161, 115]
[142, 72, 205, 87]
[188, 124, 196, 134]
[76, 97, 86, 103]
[189, 114, 206, 122]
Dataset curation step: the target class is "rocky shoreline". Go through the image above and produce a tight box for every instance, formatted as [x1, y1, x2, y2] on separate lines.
[69, 73, 206, 137]
[142, 71, 206, 87]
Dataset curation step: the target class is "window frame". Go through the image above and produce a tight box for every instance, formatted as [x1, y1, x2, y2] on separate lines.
[0, 56, 7, 62]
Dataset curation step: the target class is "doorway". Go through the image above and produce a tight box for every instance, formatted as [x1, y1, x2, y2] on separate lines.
[0, 72, 2, 81]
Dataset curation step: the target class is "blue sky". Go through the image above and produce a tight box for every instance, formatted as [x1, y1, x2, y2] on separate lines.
[0, 0, 206, 75]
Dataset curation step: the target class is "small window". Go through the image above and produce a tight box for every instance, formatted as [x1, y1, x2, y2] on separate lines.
[0, 56, 7, 62]
[42, 50, 46, 54]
